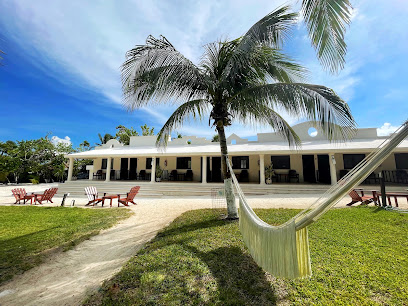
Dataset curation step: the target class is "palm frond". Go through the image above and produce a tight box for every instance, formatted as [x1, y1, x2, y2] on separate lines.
[122, 35, 206, 109]
[156, 99, 209, 147]
[239, 6, 298, 50]
[229, 83, 356, 141]
[229, 103, 301, 147]
[301, 0, 352, 73]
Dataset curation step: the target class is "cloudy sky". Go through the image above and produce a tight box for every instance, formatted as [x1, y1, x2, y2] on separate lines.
[0, 0, 407, 146]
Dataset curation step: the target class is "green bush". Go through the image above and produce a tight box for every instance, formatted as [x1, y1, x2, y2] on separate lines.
[30, 178, 39, 184]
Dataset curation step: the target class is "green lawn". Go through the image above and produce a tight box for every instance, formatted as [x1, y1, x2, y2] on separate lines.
[0, 206, 132, 285]
[85, 207, 408, 305]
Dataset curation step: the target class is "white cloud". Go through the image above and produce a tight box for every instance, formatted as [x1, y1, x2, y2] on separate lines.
[51, 136, 72, 146]
[377, 123, 398, 136]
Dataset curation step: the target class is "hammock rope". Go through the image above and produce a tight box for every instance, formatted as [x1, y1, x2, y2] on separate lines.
[226, 120, 408, 279]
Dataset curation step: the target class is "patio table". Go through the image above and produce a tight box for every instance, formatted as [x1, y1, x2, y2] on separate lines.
[102, 194, 120, 207]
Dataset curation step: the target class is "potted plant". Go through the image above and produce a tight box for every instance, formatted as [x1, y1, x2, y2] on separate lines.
[265, 163, 274, 184]
[156, 164, 163, 182]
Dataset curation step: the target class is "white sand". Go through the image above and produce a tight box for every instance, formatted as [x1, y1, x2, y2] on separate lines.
[0, 183, 402, 306]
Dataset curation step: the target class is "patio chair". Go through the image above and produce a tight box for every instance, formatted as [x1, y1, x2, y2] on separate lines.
[185, 170, 193, 181]
[169, 170, 178, 181]
[288, 170, 299, 183]
[11, 188, 35, 204]
[347, 189, 376, 206]
[84, 186, 105, 206]
[118, 186, 140, 206]
[34, 187, 58, 204]
[93, 170, 104, 180]
[138, 170, 147, 180]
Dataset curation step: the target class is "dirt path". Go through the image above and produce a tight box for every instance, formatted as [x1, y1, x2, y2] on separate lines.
[0, 191, 352, 306]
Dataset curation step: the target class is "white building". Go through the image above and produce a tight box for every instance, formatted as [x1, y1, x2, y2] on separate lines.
[66, 122, 408, 185]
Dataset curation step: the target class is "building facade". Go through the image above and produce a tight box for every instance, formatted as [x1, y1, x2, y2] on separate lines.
[66, 122, 408, 185]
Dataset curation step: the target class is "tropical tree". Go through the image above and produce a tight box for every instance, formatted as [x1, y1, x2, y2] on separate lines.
[115, 125, 139, 145]
[121, 6, 356, 219]
[211, 134, 220, 142]
[140, 124, 155, 136]
[96, 133, 115, 146]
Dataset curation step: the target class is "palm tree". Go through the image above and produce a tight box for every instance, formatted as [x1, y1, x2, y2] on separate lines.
[299, 0, 352, 73]
[96, 133, 114, 146]
[121, 6, 356, 219]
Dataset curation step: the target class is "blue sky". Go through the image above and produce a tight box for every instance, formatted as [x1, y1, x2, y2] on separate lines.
[0, 0, 407, 147]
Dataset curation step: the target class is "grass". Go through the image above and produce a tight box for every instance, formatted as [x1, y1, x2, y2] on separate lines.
[85, 207, 408, 305]
[0, 206, 132, 285]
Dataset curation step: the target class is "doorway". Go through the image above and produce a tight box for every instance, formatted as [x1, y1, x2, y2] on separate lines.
[211, 157, 222, 182]
[302, 155, 316, 183]
[317, 155, 331, 184]
[120, 158, 129, 180]
[129, 158, 137, 180]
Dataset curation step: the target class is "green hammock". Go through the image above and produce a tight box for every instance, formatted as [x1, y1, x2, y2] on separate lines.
[226, 121, 408, 279]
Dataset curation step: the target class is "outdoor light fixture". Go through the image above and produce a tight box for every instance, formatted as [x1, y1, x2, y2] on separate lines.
[164, 160, 167, 167]
[331, 155, 336, 165]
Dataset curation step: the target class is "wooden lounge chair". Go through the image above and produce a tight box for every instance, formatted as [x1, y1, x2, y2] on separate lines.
[12, 188, 35, 204]
[84, 186, 105, 206]
[117, 186, 140, 206]
[34, 187, 58, 204]
[347, 189, 376, 206]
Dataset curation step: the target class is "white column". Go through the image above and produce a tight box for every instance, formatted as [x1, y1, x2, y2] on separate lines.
[67, 157, 74, 182]
[88, 165, 93, 181]
[259, 154, 265, 184]
[105, 158, 111, 182]
[329, 153, 337, 185]
[151, 157, 156, 183]
[202, 156, 207, 184]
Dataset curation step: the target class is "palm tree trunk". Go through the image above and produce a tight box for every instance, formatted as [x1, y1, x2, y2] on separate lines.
[216, 122, 238, 219]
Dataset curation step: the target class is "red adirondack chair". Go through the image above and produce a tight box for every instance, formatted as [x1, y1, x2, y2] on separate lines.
[34, 187, 58, 204]
[118, 186, 140, 206]
[11, 188, 35, 204]
[347, 189, 376, 206]
[84, 186, 105, 206]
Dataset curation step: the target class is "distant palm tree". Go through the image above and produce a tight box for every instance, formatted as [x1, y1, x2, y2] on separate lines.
[96, 133, 114, 146]
[121, 6, 356, 219]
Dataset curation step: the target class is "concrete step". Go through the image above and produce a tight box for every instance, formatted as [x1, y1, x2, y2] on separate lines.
[57, 180, 331, 198]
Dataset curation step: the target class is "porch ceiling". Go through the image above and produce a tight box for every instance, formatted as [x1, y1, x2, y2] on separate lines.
[66, 139, 408, 158]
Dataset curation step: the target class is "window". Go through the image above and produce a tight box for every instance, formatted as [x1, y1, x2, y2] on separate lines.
[146, 158, 160, 169]
[232, 156, 249, 169]
[101, 158, 113, 169]
[395, 153, 408, 169]
[343, 154, 365, 169]
[177, 157, 191, 169]
[271, 155, 290, 169]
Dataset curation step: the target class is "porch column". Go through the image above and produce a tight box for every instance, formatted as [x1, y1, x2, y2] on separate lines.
[259, 154, 265, 184]
[329, 153, 337, 185]
[67, 157, 74, 182]
[202, 156, 207, 184]
[105, 158, 111, 182]
[151, 157, 156, 183]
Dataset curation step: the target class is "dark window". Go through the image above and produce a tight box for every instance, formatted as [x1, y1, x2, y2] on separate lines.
[232, 156, 249, 169]
[101, 158, 113, 169]
[343, 154, 365, 169]
[146, 158, 160, 169]
[395, 153, 408, 169]
[271, 155, 290, 169]
[177, 157, 191, 169]
[101, 159, 107, 169]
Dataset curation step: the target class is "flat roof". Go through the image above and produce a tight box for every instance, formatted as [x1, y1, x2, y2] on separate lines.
[67, 138, 408, 158]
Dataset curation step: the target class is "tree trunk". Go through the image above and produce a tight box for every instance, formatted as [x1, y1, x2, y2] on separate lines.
[216, 122, 238, 219]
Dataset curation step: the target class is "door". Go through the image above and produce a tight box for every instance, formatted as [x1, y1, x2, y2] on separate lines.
[129, 158, 137, 180]
[211, 157, 222, 182]
[120, 158, 129, 180]
[317, 155, 331, 184]
[302, 155, 316, 183]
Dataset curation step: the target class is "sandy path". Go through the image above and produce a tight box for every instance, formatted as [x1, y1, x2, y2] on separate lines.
[0, 184, 368, 306]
